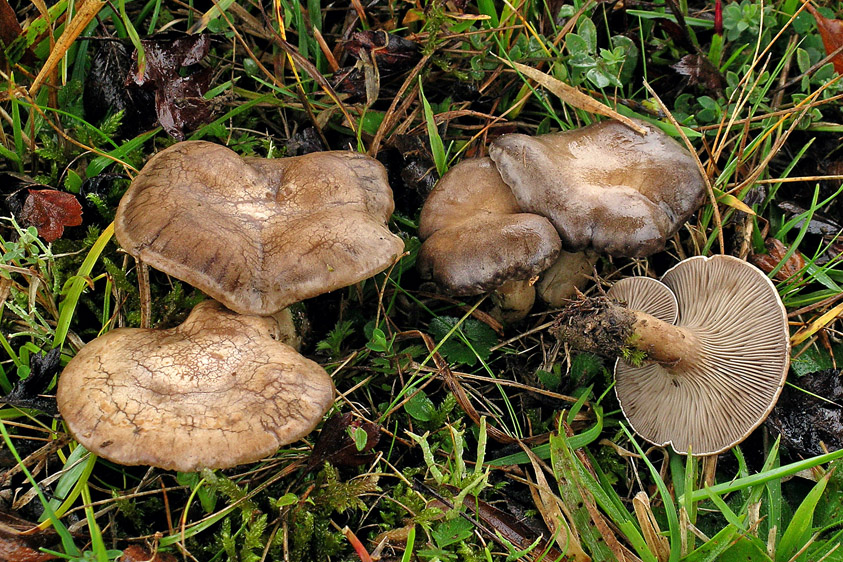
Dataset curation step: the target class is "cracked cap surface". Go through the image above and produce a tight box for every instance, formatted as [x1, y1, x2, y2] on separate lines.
[115, 141, 405, 315]
[57, 300, 335, 471]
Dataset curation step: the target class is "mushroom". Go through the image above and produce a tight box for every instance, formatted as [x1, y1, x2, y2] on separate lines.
[115, 141, 405, 316]
[607, 275, 678, 325]
[535, 250, 598, 307]
[488, 119, 707, 257]
[56, 300, 335, 471]
[554, 255, 789, 455]
[418, 157, 562, 321]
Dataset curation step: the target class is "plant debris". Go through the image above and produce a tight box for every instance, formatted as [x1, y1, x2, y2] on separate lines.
[127, 33, 213, 139]
[18, 190, 82, 243]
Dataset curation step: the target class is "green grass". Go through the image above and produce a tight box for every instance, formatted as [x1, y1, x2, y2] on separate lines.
[2, 0, 843, 560]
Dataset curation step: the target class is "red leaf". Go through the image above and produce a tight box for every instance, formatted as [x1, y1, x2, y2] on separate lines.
[120, 545, 178, 562]
[19, 190, 83, 243]
[805, 4, 843, 75]
[750, 238, 805, 282]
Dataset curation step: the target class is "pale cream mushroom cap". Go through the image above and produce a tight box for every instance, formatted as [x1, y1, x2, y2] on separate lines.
[418, 157, 561, 296]
[536, 250, 598, 307]
[115, 141, 405, 316]
[57, 301, 335, 471]
[607, 275, 678, 324]
[614, 255, 790, 455]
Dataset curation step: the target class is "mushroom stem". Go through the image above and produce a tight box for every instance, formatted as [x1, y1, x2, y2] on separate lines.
[550, 296, 700, 367]
[491, 279, 536, 323]
[627, 310, 700, 366]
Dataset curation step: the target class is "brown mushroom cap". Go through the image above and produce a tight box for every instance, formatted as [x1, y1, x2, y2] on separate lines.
[614, 255, 790, 455]
[488, 119, 706, 257]
[418, 157, 561, 295]
[115, 141, 404, 316]
[57, 300, 335, 471]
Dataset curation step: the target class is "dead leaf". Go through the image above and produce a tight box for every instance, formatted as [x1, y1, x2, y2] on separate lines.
[307, 413, 380, 469]
[3, 349, 60, 414]
[344, 31, 421, 73]
[84, 39, 156, 137]
[500, 59, 648, 135]
[765, 368, 843, 456]
[633, 492, 670, 562]
[804, 3, 843, 75]
[0, 512, 61, 562]
[119, 545, 177, 562]
[524, 448, 590, 561]
[750, 238, 805, 282]
[19, 189, 83, 242]
[127, 33, 213, 139]
[672, 54, 724, 92]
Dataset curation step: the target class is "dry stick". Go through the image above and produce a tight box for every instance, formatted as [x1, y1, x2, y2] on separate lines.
[643, 81, 725, 254]
[137, 259, 151, 329]
[696, 90, 843, 131]
[772, 42, 843, 94]
[29, 0, 104, 96]
[731, 73, 843, 197]
[709, 0, 810, 165]
[368, 52, 432, 157]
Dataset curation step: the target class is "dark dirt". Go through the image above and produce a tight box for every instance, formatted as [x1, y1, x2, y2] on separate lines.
[550, 296, 637, 359]
[765, 369, 843, 457]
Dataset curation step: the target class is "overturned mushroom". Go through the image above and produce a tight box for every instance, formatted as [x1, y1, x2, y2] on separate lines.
[554, 255, 789, 455]
[115, 141, 405, 316]
[489, 119, 706, 257]
[57, 301, 335, 471]
[418, 157, 562, 321]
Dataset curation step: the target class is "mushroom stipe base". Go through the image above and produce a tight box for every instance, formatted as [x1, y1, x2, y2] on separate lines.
[550, 296, 694, 367]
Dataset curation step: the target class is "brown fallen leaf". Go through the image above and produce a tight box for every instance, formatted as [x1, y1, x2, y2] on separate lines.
[750, 238, 805, 282]
[307, 412, 380, 470]
[19, 189, 83, 243]
[127, 33, 213, 139]
[804, 3, 843, 75]
[119, 545, 177, 562]
[672, 53, 724, 92]
[0, 512, 61, 562]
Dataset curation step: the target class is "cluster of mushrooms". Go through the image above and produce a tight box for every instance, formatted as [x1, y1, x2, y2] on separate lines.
[418, 119, 709, 321]
[56, 117, 791, 471]
[57, 142, 404, 472]
[418, 118, 790, 455]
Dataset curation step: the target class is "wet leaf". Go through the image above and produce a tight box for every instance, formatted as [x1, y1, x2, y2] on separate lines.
[442, 485, 565, 560]
[805, 4, 843, 75]
[4, 349, 61, 414]
[127, 33, 213, 139]
[344, 31, 421, 73]
[750, 238, 805, 282]
[308, 413, 380, 469]
[777, 200, 842, 237]
[429, 317, 497, 367]
[84, 39, 156, 137]
[765, 369, 843, 457]
[19, 190, 83, 243]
